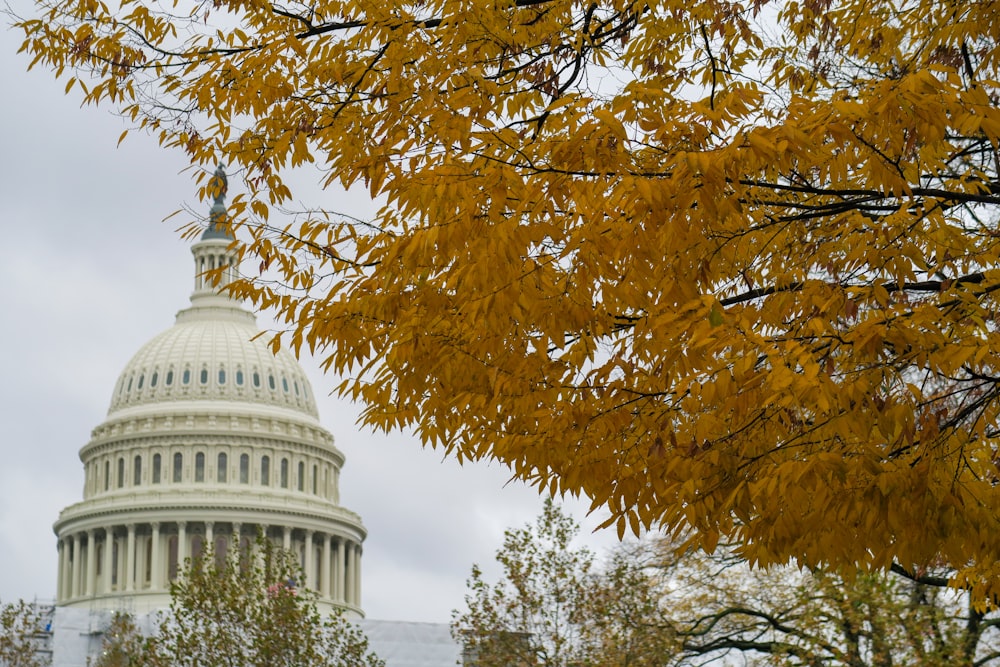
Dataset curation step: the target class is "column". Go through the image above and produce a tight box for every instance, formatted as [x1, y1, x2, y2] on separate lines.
[282, 526, 291, 552]
[63, 539, 73, 599]
[56, 539, 65, 601]
[354, 544, 362, 606]
[85, 530, 97, 596]
[335, 538, 345, 602]
[150, 522, 161, 589]
[71, 533, 82, 599]
[346, 541, 356, 606]
[304, 530, 314, 591]
[103, 527, 114, 594]
[126, 524, 136, 592]
[321, 534, 331, 599]
[177, 521, 188, 568]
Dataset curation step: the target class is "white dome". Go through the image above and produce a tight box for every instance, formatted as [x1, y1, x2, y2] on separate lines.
[107, 305, 319, 419]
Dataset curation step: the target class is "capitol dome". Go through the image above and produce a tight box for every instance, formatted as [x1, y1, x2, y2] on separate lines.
[52, 167, 366, 616]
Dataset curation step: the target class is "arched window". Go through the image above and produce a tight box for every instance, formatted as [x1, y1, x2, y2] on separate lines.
[173, 453, 183, 482]
[195, 452, 205, 482]
[236, 369, 244, 386]
[134, 455, 142, 486]
[280, 458, 289, 488]
[117, 458, 125, 488]
[200, 368, 209, 385]
[104, 461, 110, 491]
[217, 453, 228, 483]
[168, 535, 179, 581]
[239, 454, 249, 484]
[282, 377, 289, 393]
[261, 456, 270, 486]
[218, 369, 226, 385]
[151, 371, 158, 387]
[268, 374, 276, 390]
[252, 371, 261, 388]
[297, 462, 305, 491]
[182, 369, 191, 385]
[152, 454, 161, 483]
[137, 374, 144, 389]
[312, 464, 318, 495]
[192, 535, 204, 563]
[166, 370, 174, 386]
[214, 535, 228, 570]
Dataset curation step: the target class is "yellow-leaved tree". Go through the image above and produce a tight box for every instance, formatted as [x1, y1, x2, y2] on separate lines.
[14, 0, 1000, 596]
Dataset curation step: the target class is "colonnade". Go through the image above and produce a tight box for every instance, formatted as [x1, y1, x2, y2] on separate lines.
[56, 521, 362, 607]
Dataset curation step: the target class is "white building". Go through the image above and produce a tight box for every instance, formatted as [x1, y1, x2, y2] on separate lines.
[42, 167, 461, 667]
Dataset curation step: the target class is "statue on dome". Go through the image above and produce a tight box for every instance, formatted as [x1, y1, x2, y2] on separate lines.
[209, 163, 228, 205]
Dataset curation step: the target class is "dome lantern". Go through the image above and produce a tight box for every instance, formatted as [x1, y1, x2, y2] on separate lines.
[191, 164, 240, 303]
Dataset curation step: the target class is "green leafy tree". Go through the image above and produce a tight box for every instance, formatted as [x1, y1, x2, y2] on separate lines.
[0, 599, 47, 667]
[453, 501, 677, 667]
[92, 538, 382, 667]
[453, 500, 597, 667]
[458, 507, 1000, 667]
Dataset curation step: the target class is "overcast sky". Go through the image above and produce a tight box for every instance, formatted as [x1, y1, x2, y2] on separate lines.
[0, 5, 631, 624]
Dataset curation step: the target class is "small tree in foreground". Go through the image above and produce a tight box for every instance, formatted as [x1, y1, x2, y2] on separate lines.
[93, 538, 382, 667]
[457, 504, 1000, 667]
[453, 500, 675, 667]
[0, 599, 47, 667]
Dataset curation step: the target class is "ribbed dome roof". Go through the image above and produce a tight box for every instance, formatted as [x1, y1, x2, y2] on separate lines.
[107, 306, 319, 419]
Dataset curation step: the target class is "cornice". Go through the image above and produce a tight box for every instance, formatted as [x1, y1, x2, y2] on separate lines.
[54, 496, 367, 540]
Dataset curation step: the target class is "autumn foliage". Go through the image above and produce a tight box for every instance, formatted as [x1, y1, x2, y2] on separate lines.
[16, 0, 1000, 596]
